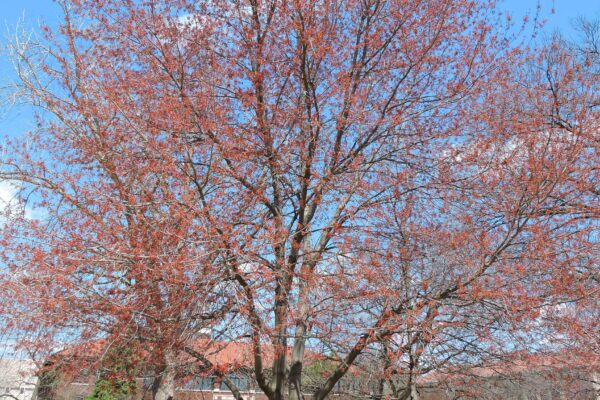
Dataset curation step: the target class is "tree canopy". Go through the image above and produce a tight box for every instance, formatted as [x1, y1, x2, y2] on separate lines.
[0, 1, 598, 400]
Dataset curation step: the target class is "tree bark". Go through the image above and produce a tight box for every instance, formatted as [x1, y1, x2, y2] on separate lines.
[288, 320, 307, 400]
[152, 352, 176, 400]
[271, 287, 289, 400]
[289, 262, 313, 400]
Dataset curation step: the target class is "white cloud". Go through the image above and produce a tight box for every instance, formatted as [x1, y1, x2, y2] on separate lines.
[0, 181, 45, 222]
[0, 181, 19, 213]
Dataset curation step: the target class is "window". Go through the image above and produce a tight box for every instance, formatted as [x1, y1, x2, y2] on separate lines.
[220, 375, 249, 391]
[183, 377, 214, 390]
[142, 377, 155, 390]
[74, 368, 90, 384]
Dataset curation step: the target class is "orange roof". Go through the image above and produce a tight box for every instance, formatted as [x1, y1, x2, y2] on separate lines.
[49, 337, 323, 374]
[417, 352, 600, 384]
[187, 338, 323, 370]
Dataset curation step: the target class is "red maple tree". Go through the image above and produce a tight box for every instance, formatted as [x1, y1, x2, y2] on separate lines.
[1, 1, 597, 400]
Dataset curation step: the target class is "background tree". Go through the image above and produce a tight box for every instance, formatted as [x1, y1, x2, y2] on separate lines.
[85, 347, 136, 400]
[347, 31, 600, 399]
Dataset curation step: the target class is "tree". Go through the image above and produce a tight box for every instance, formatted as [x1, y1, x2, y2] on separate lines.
[85, 347, 136, 400]
[1, 1, 597, 400]
[0, 3, 235, 399]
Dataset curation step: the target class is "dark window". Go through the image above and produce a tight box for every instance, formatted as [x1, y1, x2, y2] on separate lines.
[184, 377, 214, 390]
[142, 377, 155, 390]
[73, 368, 90, 384]
[220, 375, 248, 391]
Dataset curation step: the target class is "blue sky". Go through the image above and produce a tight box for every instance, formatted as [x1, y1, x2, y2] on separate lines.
[1, 0, 598, 36]
[0, 0, 599, 138]
[504, 0, 600, 40]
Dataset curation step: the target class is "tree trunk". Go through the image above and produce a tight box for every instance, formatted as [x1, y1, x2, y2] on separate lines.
[154, 372, 175, 400]
[152, 352, 176, 400]
[288, 321, 307, 400]
[289, 257, 314, 400]
[410, 382, 420, 400]
[271, 281, 289, 400]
